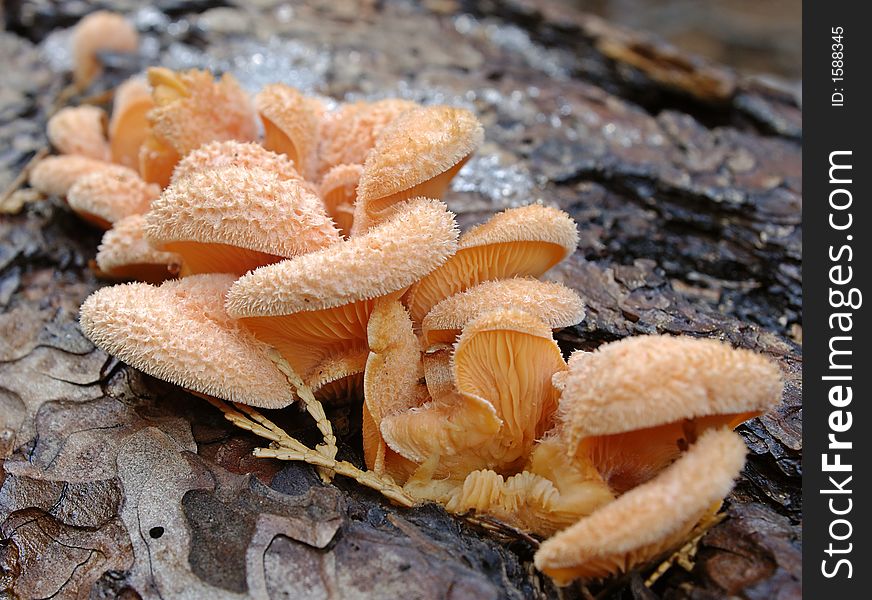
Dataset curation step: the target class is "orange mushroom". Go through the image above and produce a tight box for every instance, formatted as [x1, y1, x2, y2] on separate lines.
[351, 105, 483, 234]
[46, 106, 111, 161]
[109, 77, 155, 170]
[67, 167, 159, 228]
[170, 140, 303, 186]
[28, 155, 113, 198]
[71, 11, 138, 89]
[94, 215, 180, 284]
[255, 84, 322, 181]
[405, 204, 578, 324]
[318, 163, 362, 237]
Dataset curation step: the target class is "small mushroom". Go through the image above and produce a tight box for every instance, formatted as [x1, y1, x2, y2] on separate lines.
[28, 155, 113, 197]
[317, 98, 418, 177]
[79, 274, 291, 408]
[319, 163, 363, 237]
[46, 106, 111, 161]
[94, 214, 180, 284]
[140, 67, 258, 187]
[421, 278, 585, 346]
[255, 84, 322, 181]
[381, 309, 566, 478]
[534, 427, 747, 583]
[352, 105, 483, 234]
[67, 167, 160, 228]
[144, 166, 340, 277]
[559, 335, 782, 494]
[405, 204, 579, 324]
[71, 11, 138, 89]
[306, 346, 369, 403]
[170, 140, 303, 186]
[224, 197, 459, 389]
[109, 77, 155, 170]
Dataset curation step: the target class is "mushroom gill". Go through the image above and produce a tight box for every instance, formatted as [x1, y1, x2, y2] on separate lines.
[224, 197, 459, 394]
[67, 167, 160, 228]
[94, 215, 180, 284]
[140, 67, 258, 187]
[79, 274, 291, 408]
[534, 427, 747, 584]
[421, 278, 585, 346]
[47, 106, 111, 161]
[319, 164, 363, 238]
[144, 166, 340, 276]
[559, 335, 783, 494]
[109, 77, 154, 170]
[405, 204, 579, 324]
[255, 84, 323, 181]
[352, 105, 483, 235]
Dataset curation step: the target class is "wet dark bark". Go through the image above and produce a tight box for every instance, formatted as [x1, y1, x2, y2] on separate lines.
[1, 1, 800, 598]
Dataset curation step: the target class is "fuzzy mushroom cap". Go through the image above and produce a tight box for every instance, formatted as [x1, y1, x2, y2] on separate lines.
[352, 105, 484, 234]
[560, 335, 783, 446]
[381, 309, 566, 477]
[144, 166, 340, 276]
[47, 106, 111, 161]
[71, 11, 138, 88]
[255, 84, 322, 181]
[226, 197, 459, 318]
[319, 163, 363, 238]
[318, 99, 418, 177]
[406, 204, 579, 324]
[79, 274, 291, 408]
[109, 77, 154, 169]
[68, 168, 160, 228]
[95, 215, 180, 284]
[28, 155, 113, 197]
[170, 140, 303, 185]
[534, 427, 747, 583]
[421, 278, 585, 346]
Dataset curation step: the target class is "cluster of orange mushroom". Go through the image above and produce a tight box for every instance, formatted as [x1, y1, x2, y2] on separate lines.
[30, 26, 783, 585]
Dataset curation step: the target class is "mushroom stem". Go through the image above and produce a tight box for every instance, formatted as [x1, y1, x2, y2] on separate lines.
[254, 447, 417, 507]
[267, 349, 338, 473]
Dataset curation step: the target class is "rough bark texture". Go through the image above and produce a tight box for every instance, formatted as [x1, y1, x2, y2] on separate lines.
[0, 1, 801, 598]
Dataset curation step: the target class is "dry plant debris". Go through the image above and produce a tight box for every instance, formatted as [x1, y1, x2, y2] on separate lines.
[24, 22, 787, 588]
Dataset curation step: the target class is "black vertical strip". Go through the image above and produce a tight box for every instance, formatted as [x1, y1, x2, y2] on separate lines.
[804, 1, 871, 596]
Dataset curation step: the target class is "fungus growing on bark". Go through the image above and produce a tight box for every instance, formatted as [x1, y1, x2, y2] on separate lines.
[559, 335, 782, 494]
[224, 198, 458, 388]
[94, 215, 180, 284]
[71, 11, 138, 89]
[47, 106, 111, 161]
[140, 67, 258, 187]
[28, 155, 112, 197]
[170, 140, 303, 186]
[67, 167, 159, 228]
[381, 309, 566, 478]
[319, 163, 363, 237]
[79, 274, 291, 408]
[317, 98, 417, 177]
[534, 427, 747, 584]
[421, 278, 585, 346]
[255, 84, 322, 181]
[109, 77, 155, 170]
[352, 105, 483, 234]
[144, 166, 340, 276]
[406, 204, 579, 324]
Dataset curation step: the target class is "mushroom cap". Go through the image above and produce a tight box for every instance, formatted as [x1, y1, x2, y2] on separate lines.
[352, 105, 483, 233]
[47, 106, 111, 161]
[146, 67, 258, 156]
[226, 197, 459, 317]
[534, 427, 747, 583]
[68, 167, 160, 228]
[71, 11, 138, 88]
[28, 155, 113, 197]
[406, 204, 579, 324]
[318, 163, 362, 237]
[318, 98, 418, 176]
[306, 346, 369, 401]
[559, 335, 783, 449]
[79, 274, 291, 408]
[109, 77, 154, 169]
[170, 140, 303, 185]
[421, 278, 586, 346]
[144, 166, 341, 273]
[255, 84, 321, 180]
[95, 214, 180, 283]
